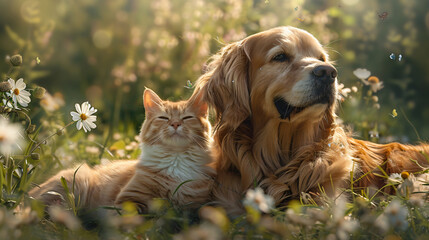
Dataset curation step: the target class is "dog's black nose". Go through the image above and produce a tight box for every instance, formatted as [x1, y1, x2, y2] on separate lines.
[312, 65, 337, 84]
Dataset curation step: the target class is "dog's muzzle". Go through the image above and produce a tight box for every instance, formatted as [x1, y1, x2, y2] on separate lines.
[274, 65, 337, 120]
[274, 97, 305, 120]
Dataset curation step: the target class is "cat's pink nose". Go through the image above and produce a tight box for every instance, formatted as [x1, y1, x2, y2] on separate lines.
[171, 122, 181, 130]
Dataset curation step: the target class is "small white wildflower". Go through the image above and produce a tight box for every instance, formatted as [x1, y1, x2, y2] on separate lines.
[243, 187, 274, 213]
[7, 78, 31, 108]
[384, 200, 409, 231]
[70, 102, 97, 132]
[369, 130, 379, 138]
[353, 68, 371, 80]
[373, 103, 381, 109]
[2, 99, 14, 109]
[374, 213, 389, 233]
[85, 146, 100, 155]
[387, 173, 403, 185]
[113, 132, 122, 140]
[367, 76, 384, 93]
[0, 117, 23, 154]
[397, 172, 416, 197]
[330, 199, 359, 240]
[115, 149, 126, 158]
[40, 92, 65, 112]
[337, 83, 352, 101]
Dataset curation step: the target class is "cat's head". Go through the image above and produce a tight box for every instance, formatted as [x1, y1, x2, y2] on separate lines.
[140, 88, 211, 148]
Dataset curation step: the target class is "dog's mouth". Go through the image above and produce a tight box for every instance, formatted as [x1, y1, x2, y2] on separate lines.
[274, 98, 305, 120]
[274, 96, 330, 120]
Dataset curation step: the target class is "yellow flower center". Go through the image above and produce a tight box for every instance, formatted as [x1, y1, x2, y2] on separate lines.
[80, 113, 88, 120]
[368, 76, 379, 84]
[401, 171, 410, 179]
[13, 88, 20, 95]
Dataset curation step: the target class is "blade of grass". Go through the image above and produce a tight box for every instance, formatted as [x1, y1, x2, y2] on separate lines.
[173, 180, 193, 196]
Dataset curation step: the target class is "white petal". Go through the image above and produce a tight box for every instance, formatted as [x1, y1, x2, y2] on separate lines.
[7, 78, 15, 88]
[353, 68, 371, 79]
[81, 102, 89, 114]
[86, 120, 96, 129]
[82, 121, 90, 132]
[87, 116, 96, 122]
[76, 120, 82, 130]
[15, 78, 26, 90]
[88, 107, 98, 115]
[70, 112, 80, 121]
[20, 90, 31, 97]
[18, 94, 31, 105]
[11, 95, 18, 108]
[75, 103, 82, 114]
[17, 98, 28, 107]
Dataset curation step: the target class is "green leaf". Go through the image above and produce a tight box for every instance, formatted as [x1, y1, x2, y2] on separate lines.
[0, 163, 5, 200]
[5, 25, 26, 48]
[60, 176, 70, 193]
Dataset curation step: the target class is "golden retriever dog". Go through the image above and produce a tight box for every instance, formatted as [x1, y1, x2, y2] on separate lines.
[193, 26, 429, 215]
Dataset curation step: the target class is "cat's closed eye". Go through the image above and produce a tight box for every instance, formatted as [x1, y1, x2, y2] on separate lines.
[158, 116, 169, 120]
[182, 116, 194, 120]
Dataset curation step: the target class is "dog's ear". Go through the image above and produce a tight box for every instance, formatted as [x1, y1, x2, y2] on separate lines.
[195, 40, 251, 130]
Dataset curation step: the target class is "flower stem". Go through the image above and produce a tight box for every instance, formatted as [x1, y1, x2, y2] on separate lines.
[29, 121, 76, 154]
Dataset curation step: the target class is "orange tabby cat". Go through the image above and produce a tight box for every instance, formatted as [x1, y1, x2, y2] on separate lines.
[115, 88, 215, 212]
[29, 160, 137, 208]
[29, 88, 215, 212]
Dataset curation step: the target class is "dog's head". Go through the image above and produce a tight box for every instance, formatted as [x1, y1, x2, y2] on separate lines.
[196, 26, 338, 130]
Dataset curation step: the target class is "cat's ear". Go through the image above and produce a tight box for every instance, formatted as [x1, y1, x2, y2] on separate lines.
[188, 90, 208, 118]
[143, 88, 163, 113]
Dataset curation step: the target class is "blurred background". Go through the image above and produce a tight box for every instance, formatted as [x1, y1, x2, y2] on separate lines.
[1, 0, 429, 144]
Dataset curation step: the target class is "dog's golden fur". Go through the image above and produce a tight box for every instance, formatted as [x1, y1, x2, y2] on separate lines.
[193, 26, 429, 215]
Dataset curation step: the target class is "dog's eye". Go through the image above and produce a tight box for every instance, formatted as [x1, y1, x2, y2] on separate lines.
[318, 55, 326, 62]
[158, 116, 169, 120]
[272, 53, 289, 62]
[182, 116, 193, 120]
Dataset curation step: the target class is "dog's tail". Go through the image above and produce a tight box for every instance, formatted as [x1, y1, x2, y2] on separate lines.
[350, 138, 429, 190]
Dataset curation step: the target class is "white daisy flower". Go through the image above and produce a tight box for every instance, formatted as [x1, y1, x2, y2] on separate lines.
[243, 187, 274, 213]
[2, 99, 14, 109]
[397, 172, 416, 198]
[0, 116, 23, 154]
[387, 173, 403, 185]
[353, 68, 371, 80]
[7, 78, 31, 108]
[383, 200, 409, 231]
[337, 83, 352, 101]
[367, 76, 384, 93]
[70, 102, 97, 132]
[331, 199, 359, 240]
